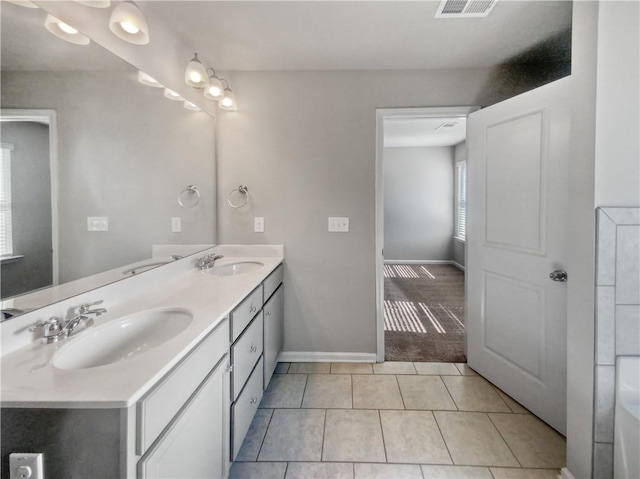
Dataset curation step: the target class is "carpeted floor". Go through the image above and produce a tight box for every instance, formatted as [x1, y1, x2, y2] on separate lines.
[384, 263, 466, 363]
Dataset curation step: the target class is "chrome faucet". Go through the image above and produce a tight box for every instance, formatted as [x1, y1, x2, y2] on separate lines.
[196, 254, 224, 270]
[29, 302, 107, 343]
[29, 316, 66, 344]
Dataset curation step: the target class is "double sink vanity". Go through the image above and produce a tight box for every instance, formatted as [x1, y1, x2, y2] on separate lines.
[1, 245, 284, 478]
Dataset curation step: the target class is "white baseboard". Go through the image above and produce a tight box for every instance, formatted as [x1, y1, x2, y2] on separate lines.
[384, 260, 451, 265]
[451, 261, 465, 271]
[278, 351, 377, 363]
[559, 467, 576, 479]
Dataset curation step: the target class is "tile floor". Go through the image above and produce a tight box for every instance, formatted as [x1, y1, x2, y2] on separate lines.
[229, 362, 566, 479]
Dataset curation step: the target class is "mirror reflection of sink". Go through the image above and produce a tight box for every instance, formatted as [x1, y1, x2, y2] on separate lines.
[53, 308, 193, 370]
[209, 261, 264, 276]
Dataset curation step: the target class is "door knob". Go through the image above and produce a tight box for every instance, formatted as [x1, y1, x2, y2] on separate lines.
[549, 270, 568, 282]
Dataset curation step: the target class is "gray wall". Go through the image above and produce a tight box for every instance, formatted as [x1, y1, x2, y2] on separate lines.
[383, 146, 453, 261]
[217, 67, 545, 355]
[453, 142, 467, 268]
[0, 122, 52, 297]
[1, 70, 216, 283]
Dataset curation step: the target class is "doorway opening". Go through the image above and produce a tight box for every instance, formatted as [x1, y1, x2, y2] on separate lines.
[375, 107, 478, 363]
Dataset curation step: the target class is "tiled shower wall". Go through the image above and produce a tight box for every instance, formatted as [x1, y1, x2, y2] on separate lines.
[594, 207, 640, 478]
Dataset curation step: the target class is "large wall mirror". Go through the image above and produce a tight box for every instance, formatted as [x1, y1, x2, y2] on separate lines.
[0, 2, 216, 316]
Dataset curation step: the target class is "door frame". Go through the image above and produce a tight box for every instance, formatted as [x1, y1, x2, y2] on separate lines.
[374, 106, 479, 362]
[0, 109, 59, 286]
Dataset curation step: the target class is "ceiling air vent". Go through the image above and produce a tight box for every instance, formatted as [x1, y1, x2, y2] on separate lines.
[435, 0, 498, 18]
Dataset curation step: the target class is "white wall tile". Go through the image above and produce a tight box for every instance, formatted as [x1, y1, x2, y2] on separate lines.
[593, 443, 614, 479]
[596, 286, 616, 365]
[596, 210, 617, 285]
[594, 366, 616, 443]
[601, 207, 640, 225]
[616, 305, 640, 355]
[616, 225, 640, 304]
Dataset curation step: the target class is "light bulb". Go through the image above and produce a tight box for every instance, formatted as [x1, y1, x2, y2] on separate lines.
[189, 71, 202, 83]
[207, 86, 222, 97]
[58, 22, 78, 34]
[221, 97, 233, 108]
[120, 21, 139, 34]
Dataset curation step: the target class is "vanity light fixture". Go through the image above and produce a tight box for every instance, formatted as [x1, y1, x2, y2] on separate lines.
[74, 0, 111, 7]
[219, 80, 237, 111]
[203, 69, 225, 101]
[137, 71, 163, 88]
[5, 0, 38, 8]
[164, 88, 183, 102]
[183, 101, 201, 112]
[109, 1, 149, 45]
[185, 53, 208, 88]
[45, 14, 90, 45]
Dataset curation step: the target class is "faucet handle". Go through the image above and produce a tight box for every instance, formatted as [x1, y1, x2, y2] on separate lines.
[29, 316, 63, 332]
[78, 301, 104, 315]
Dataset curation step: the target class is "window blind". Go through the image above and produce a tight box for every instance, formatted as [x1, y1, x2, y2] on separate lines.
[0, 144, 14, 256]
[456, 161, 466, 240]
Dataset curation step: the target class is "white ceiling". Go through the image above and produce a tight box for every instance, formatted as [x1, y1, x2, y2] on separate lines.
[384, 117, 467, 148]
[144, 0, 572, 71]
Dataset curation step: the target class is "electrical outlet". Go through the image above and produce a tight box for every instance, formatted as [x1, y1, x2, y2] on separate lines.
[328, 217, 349, 232]
[254, 217, 265, 233]
[87, 217, 108, 232]
[171, 217, 182, 233]
[10, 453, 44, 479]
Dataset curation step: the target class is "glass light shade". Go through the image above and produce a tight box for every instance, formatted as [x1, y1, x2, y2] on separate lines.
[137, 71, 163, 88]
[5, 0, 38, 7]
[185, 54, 208, 88]
[164, 88, 183, 101]
[183, 101, 200, 112]
[45, 15, 90, 45]
[203, 76, 225, 101]
[74, 0, 111, 7]
[109, 2, 149, 45]
[219, 88, 237, 111]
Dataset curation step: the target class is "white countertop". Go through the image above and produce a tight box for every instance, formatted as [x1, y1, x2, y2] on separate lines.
[0, 245, 283, 409]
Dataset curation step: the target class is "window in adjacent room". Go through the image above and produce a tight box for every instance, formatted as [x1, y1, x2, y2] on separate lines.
[455, 160, 466, 241]
[0, 143, 14, 256]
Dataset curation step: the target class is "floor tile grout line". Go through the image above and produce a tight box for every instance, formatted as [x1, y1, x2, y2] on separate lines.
[439, 375, 460, 411]
[395, 374, 408, 410]
[350, 374, 354, 409]
[299, 373, 309, 408]
[485, 412, 523, 468]
[320, 408, 328, 462]
[431, 410, 455, 467]
[255, 408, 276, 462]
[378, 409, 389, 463]
[283, 461, 289, 479]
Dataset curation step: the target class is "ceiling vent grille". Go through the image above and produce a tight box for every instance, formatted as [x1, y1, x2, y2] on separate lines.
[435, 0, 498, 18]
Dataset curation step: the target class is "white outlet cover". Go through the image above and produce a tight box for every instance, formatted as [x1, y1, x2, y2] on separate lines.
[328, 217, 349, 232]
[254, 217, 265, 233]
[10, 453, 44, 479]
[171, 217, 182, 233]
[87, 216, 108, 232]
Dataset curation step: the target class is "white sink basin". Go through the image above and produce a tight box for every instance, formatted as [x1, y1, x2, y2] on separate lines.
[209, 261, 264, 276]
[53, 308, 193, 370]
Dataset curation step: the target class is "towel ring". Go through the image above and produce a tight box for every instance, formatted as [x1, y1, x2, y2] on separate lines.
[178, 185, 200, 208]
[228, 185, 250, 208]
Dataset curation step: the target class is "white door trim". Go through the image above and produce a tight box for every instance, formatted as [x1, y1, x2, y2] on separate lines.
[374, 106, 479, 362]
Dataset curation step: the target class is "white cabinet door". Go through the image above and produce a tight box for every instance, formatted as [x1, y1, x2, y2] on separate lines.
[467, 77, 570, 434]
[263, 285, 284, 387]
[138, 358, 230, 479]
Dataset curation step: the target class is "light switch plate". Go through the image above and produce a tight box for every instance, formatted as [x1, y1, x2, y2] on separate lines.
[171, 217, 182, 233]
[254, 217, 265, 233]
[87, 217, 108, 232]
[328, 217, 349, 232]
[10, 453, 44, 479]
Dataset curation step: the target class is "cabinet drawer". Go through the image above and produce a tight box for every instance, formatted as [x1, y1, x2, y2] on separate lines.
[231, 312, 263, 401]
[230, 285, 263, 342]
[263, 264, 283, 302]
[137, 319, 229, 455]
[264, 285, 284, 388]
[231, 356, 264, 460]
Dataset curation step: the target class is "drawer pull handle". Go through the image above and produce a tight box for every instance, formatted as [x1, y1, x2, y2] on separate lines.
[265, 310, 271, 317]
[249, 305, 257, 313]
[225, 364, 233, 373]
[250, 397, 258, 405]
[250, 345, 257, 353]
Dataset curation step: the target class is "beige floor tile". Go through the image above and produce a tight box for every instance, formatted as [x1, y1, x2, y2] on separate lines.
[354, 463, 423, 479]
[494, 388, 530, 414]
[441, 376, 510, 412]
[414, 362, 461, 376]
[353, 375, 404, 409]
[373, 361, 417, 375]
[380, 410, 452, 464]
[397, 376, 457, 411]
[236, 409, 274, 461]
[229, 462, 287, 479]
[260, 374, 307, 408]
[274, 362, 291, 374]
[490, 467, 560, 479]
[331, 362, 374, 374]
[289, 362, 331, 374]
[286, 462, 353, 479]
[434, 411, 519, 467]
[323, 409, 386, 462]
[258, 409, 325, 461]
[488, 413, 566, 468]
[455, 363, 479, 376]
[421, 465, 493, 478]
[302, 374, 352, 409]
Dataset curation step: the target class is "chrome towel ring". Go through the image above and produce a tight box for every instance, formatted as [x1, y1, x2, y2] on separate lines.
[228, 185, 250, 208]
[178, 185, 200, 208]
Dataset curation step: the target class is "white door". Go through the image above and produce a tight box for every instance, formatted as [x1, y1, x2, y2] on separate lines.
[466, 77, 570, 434]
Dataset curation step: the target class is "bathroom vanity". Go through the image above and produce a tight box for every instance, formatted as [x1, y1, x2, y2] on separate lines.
[1, 245, 284, 479]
